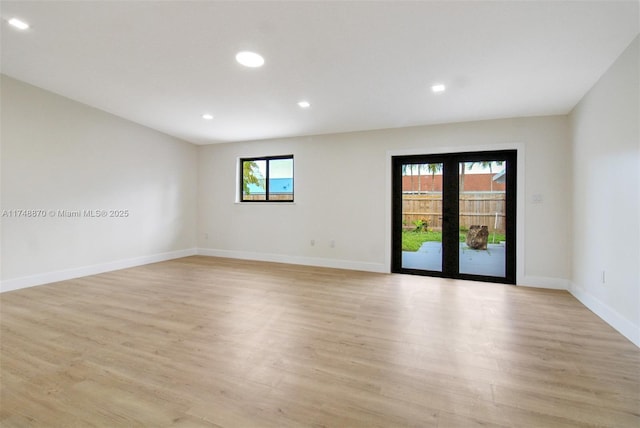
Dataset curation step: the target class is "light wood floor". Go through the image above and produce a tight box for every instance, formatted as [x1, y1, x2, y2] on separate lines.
[1, 256, 638, 427]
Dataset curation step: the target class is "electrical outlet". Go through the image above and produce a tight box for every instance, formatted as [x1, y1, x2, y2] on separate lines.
[330, 240, 335, 248]
[310, 239, 315, 246]
[203, 233, 208, 240]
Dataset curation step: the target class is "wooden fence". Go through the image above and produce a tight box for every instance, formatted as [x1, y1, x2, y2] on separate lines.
[403, 192, 506, 232]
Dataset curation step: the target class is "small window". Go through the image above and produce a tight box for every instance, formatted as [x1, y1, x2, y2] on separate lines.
[240, 155, 294, 202]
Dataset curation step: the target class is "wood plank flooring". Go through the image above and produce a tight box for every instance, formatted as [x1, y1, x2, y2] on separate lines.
[1, 256, 638, 427]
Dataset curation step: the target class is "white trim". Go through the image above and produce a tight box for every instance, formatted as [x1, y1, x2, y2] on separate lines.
[515, 146, 526, 286]
[517, 276, 570, 290]
[197, 248, 387, 274]
[569, 282, 640, 348]
[235, 156, 241, 203]
[0, 248, 198, 293]
[385, 142, 526, 282]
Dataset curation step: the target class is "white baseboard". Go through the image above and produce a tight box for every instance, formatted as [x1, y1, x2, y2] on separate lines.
[517, 275, 570, 290]
[197, 248, 388, 274]
[568, 283, 639, 348]
[0, 248, 198, 293]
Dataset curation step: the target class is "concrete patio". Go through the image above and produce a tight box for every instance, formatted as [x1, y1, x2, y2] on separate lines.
[402, 241, 506, 277]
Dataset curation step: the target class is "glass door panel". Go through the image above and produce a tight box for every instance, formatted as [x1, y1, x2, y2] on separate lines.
[458, 161, 506, 277]
[401, 163, 444, 272]
[392, 150, 516, 284]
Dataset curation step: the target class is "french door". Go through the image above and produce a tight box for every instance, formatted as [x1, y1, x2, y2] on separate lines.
[392, 150, 516, 284]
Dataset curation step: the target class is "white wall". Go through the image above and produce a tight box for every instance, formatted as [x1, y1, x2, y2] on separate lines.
[569, 36, 639, 346]
[1, 75, 198, 291]
[198, 115, 572, 287]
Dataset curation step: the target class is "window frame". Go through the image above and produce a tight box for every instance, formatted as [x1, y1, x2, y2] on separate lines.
[239, 154, 294, 203]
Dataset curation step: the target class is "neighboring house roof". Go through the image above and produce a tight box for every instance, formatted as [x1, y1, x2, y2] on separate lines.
[247, 178, 293, 194]
[493, 170, 506, 183]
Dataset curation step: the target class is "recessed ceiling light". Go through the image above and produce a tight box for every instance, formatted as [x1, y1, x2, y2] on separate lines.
[297, 101, 311, 109]
[8, 17, 29, 30]
[431, 84, 446, 93]
[236, 51, 264, 68]
[202, 113, 214, 120]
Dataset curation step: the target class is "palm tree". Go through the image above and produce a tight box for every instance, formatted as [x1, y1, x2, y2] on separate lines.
[459, 162, 469, 192]
[427, 163, 442, 191]
[401, 164, 410, 192]
[401, 164, 419, 193]
[402, 163, 443, 193]
[242, 160, 263, 195]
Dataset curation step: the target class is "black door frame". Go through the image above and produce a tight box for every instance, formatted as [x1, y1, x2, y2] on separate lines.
[392, 150, 517, 284]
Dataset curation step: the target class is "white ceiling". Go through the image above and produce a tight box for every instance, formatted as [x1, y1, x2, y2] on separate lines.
[1, 1, 638, 145]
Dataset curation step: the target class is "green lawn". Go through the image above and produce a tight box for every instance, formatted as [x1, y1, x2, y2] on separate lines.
[402, 230, 506, 252]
